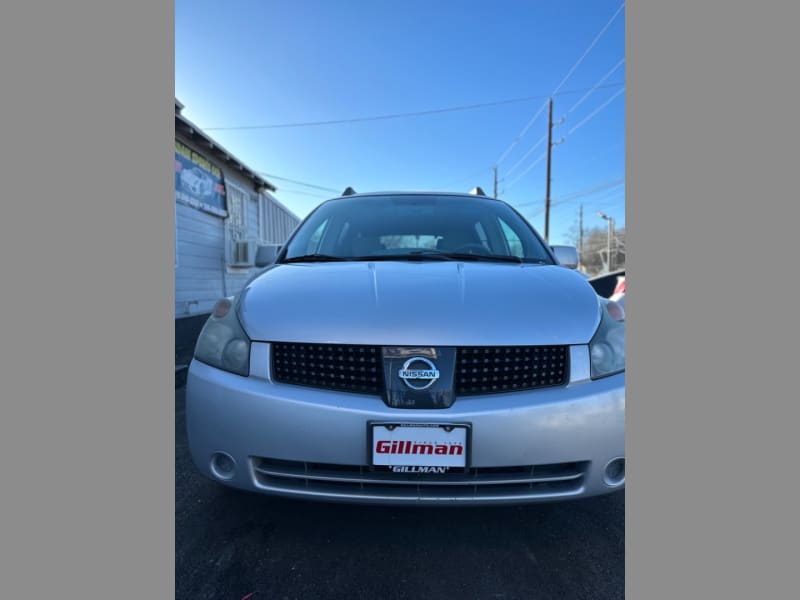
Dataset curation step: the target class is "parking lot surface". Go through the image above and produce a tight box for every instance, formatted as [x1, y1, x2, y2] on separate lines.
[176, 386, 624, 600]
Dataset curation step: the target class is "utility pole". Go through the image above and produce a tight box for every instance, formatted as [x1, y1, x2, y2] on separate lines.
[544, 98, 553, 242]
[493, 165, 498, 198]
[543, 98, 564, 243]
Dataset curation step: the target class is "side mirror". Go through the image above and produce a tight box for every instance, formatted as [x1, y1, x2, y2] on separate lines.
[550, 245, 579, 269]
[255, 244, 281, 267]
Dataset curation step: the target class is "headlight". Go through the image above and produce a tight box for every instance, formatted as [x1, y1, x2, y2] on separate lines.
[589, 299, 625, 379]
[194, 297, 251, 376]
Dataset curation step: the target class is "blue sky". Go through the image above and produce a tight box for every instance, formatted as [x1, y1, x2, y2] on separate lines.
[175, 0, 625, 244]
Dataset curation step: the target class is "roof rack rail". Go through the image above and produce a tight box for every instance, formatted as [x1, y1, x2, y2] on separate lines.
[341, 187, 357, 196]
[469, 186, 487, 197]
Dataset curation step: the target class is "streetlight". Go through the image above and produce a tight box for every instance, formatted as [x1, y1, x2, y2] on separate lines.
[597, 211, 615, 272]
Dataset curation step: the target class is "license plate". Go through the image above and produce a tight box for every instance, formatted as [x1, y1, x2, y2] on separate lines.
[370, 423, 469, 468]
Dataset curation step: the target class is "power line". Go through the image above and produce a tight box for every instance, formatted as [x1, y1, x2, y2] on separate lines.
[202, 83, 623, 132]
[552, 3, 625, 96]
[501, 58, 625, 194]
[256, 171, 340, 194]
[566, 87, 625, 136]
[533, 191, 622, 217]
[493, 2, 625, 166]
[587, 190, 626, 210]
[494, 100, 549, 166]
[505, 152, 547, 190]
[502, 86, 624, 196]
[503, 134, 548, 179]
[503, 86, 623, 192]
[554, 179, 625, 204]
[274, 187, 332, 199]
[567, 58, 625, 114]
[205, 96, 549, 131]
[438, 79, 620, 192]
[517, 178, 625, 213]
[551, 183, 624, 212]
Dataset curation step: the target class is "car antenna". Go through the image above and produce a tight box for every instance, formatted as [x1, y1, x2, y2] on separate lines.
[342, 187, 357, 196]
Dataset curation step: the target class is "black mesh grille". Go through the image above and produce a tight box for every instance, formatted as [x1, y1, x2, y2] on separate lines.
[271, 343, 569, 397]
[455, 346, 569, 395]
[271, 343, 383, 395]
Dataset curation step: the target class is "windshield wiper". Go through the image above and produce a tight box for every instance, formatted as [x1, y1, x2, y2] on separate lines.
[282, 254, 352, 263]
[284, 251, 526, 264]
[351, 251, 454, 262]
[438, 252, 523, 263]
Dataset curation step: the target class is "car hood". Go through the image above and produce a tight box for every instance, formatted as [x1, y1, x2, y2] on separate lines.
[238, 262, 601, 346]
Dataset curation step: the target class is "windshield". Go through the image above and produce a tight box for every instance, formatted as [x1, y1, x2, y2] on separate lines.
[281, 195, 555, 264]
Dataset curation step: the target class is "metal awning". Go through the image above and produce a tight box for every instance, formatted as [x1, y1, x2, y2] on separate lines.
[174, 99, 276, 193]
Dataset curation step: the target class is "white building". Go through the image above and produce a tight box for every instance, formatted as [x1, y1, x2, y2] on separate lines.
[175, 99, 301, 367]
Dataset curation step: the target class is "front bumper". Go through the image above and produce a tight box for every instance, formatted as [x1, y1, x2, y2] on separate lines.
[185, 345, 625, 506]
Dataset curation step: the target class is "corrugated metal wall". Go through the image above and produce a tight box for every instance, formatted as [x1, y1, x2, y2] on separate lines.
[261, 193, 300, 244]
[175, 199, 226, 317]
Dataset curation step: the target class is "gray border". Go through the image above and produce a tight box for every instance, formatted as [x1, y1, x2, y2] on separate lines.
[3, 1, 799, 597]
[628, 1, 799, 598]
[0, 2, 174, 598]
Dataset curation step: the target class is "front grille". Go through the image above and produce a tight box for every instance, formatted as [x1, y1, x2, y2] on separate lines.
[271, 342, 383, 395]
[251, 457, 588, 501]
[455, 346, 569, 395]
[270, 343, 569, 397]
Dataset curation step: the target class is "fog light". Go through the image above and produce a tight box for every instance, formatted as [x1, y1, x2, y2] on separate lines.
[210, 452, 236, 480]
[603, 457, 625, 487]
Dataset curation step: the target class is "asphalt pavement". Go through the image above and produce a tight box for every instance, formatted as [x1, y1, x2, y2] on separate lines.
[176, 386, 624, 600]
